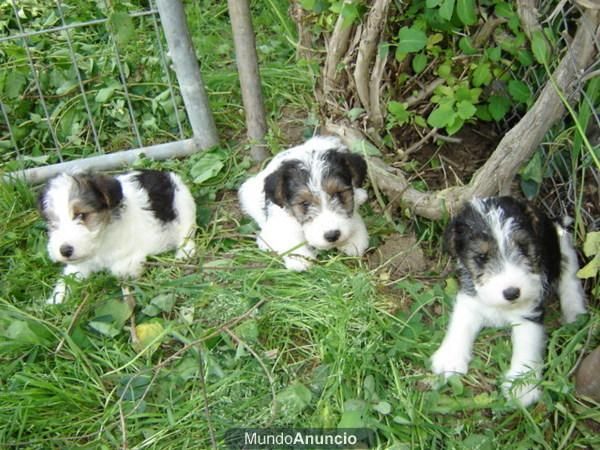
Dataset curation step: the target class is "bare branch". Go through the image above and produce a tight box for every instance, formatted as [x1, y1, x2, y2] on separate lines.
[323, 1, 355, 95]
[353, 0, 392, 115]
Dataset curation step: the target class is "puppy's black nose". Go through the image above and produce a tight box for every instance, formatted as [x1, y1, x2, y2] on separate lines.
[503, 287, 520, 301]
[324, 230, 341, 243]
[60, 244, 74, 258]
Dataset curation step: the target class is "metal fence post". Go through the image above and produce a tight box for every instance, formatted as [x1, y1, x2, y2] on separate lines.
[156, 0, 219, 149]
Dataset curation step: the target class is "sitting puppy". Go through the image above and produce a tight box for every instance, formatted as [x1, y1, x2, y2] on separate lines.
[38, 169, 196, 304]
[431, 196, 587, 406]
[238, 136, 369, 271]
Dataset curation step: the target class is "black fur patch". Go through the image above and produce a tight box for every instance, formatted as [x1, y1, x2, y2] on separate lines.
[134, 170, 177, 223]
[264, 160, 310, 208]
[322, 149, 367, 187]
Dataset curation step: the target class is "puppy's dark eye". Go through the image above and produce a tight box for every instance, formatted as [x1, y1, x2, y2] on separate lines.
[516, 241, 529, 255]
[74, 212, 88, 221]
[300, 201, 310, 213]
[475, 253, 488, 265]
[333, 190, 348, 203]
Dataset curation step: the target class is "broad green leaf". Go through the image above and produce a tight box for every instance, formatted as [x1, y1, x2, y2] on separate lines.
[508, 80, 531, 103]
[488, 95, 511, 121]
[191, 151, 225, 184]
[94, 298, 133, 328]
[95, 85, 117, 103]
[388, 101, 410, 124]
[520, 151, 544, 185]
[337, 399, 367, 428]
[531, 30, 549, 64]
[412, 53, 428, 73]
[88, 320, 122, 338]
[373, 401, 392, 415]
[349, 139, 381, 157]
[472, 62, 492, 87]
[486, 47, 502, 62]
[446, 115, 464, 135]
[133, 321, 165, 354]
[582, 231, 600, 257]
[437, 62, 453, 79]
[456, 100, 476, 120]
[275, 383, 312, 420]
[109, 11, 135, 47]
[427, 102, 455, 128]
[577, 255, 599, 279]
[117, 374, 151, 401]
[426, 0, 443, 7]
[459, 36, 477, 55]
[5, 71, 26, 99]
[397, 27, 427, 53]
[439, 0, 455, 21]
[150, 293, 176, 313]
[456, 0, 477, 26]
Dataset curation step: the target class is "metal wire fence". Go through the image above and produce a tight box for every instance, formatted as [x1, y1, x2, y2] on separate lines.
[0, 0, 217, 184]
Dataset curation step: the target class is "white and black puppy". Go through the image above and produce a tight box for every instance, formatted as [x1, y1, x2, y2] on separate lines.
[431, 196, 587, 406]
[238, 136, 369, 271]
[38, 170, 197, 304]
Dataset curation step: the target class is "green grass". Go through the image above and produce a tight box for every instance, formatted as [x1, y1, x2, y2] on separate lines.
[1, 1, 599, 449]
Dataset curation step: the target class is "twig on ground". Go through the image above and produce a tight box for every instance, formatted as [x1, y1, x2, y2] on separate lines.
[198, 349, 218, 449]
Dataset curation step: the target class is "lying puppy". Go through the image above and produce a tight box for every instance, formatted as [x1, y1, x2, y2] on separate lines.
[38, 170, 196, 304]
[238, 136, 369, 271]
[431, 196, 587, 406]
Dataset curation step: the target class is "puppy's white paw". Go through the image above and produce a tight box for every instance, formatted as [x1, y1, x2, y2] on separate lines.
[431, 346, 470, 378]
[502, 379, 541, 407]
[283, 255, 313, 271]
[339, 238, 368, 257]
[47, 281, 67, 305]
[175, 239, 196, 260]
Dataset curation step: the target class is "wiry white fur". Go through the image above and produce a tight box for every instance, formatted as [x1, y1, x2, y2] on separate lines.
[432, 198, 587, 407]
[238, 136, 369, 271]
[42, 171, 196, 304]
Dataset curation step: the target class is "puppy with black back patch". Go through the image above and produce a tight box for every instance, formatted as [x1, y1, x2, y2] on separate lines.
[431, 196, 587, 406]
[238, 136, 369, 271]
[38, 169, 197, 304]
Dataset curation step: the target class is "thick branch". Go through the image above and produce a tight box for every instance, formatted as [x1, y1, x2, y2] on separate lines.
[353, 0, 391, 114]
[517, 0, 542, 39]
[333, 9, 599, 220]
[323, 1, 355, 95]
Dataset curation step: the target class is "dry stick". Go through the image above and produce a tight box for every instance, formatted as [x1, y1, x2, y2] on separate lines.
[197, 349, 218, 450]
[403, 78, 445, 108]
[227, 0, 268, 163]
[118, 402, 128, 450]
[368, 43, 389, 128]
[367, 8, 599, 220]
[323, 0, 355, 95]
[353, 0, 392, 115]
[517, 0, 543, 39]
[223, 327, 278, 426]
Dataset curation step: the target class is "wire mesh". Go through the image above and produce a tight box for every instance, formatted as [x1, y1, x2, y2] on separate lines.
[0, 0, 192, 179]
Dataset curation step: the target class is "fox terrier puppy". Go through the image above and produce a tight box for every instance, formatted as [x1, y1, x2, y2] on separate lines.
[38, 169, 196, 304]
[431, 196, 587, 406]
[238, 136, 369, 271]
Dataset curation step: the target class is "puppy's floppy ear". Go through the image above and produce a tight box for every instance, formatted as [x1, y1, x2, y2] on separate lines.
[264, 166, 287, 208]
[88, 174, 123, 209]
[37, 183, 50, 219]
[443, 218, 463, 257]
[342, 152, 367, 187]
